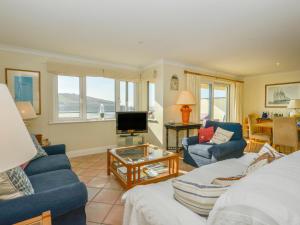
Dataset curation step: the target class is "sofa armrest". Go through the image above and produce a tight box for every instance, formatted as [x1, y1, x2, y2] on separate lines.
[208, 139, 247, 160]
[182, 136, 199, 149]
[43, 144, 66, 155]
[0, 182, 87, 225]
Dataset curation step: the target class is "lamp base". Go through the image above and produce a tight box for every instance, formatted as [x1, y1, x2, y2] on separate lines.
[180, 105, 192, 124]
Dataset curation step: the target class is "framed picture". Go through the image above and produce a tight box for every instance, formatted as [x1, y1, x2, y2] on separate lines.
[170, 74, 179, 91]
[265, 81, 300, 108]
[5, 68, 41, 114]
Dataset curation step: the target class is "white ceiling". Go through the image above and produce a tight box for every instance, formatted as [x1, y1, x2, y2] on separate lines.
[0, 0, 300, 76]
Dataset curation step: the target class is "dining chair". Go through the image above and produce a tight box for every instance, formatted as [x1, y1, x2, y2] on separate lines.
[273, 117, 299, 154]
[247, 113, 271, 152]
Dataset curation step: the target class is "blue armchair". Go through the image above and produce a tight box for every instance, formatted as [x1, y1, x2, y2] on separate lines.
[182, 120, 247, 167]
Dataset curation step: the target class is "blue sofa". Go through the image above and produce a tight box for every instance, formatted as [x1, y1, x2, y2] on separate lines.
[182, 120, 247, 167]
[0, 144, 88, 225]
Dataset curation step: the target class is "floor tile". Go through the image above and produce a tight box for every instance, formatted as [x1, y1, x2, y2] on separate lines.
[88, 176, 110, 188]
[87, 187, 101, 201]
[103, 205, 124, 225]
[86, 202, 113, 223]
[93, 189, 122, 204]
[104, 179, 124, 191]
[78, 176, 94, 185]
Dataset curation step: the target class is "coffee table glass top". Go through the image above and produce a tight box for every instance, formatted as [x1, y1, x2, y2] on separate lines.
[111, 145, 172, 164]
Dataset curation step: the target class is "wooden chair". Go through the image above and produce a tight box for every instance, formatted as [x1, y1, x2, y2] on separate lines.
[247, 113, 271, 152]
[273, 117, 299, 154]
[14, 211, 51, 225]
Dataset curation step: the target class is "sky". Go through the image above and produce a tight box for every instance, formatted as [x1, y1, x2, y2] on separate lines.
[58, 75, 115, 101]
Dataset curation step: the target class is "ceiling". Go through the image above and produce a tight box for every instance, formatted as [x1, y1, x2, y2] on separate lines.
[0, 0, 300, 76]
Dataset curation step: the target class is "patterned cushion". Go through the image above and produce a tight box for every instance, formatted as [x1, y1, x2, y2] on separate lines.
[244, 153, 275, 175]
[210, 127, 234, 144]
[172, 179, 228, 216]
[0, 167, 34, 200]
[258, 143, 285, 159]
[198, 126, 214, 143]
[30, 134, 47, 161]
[211, 175, 244, 186]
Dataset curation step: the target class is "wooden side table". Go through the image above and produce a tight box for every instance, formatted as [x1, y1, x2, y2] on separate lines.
[165, 122, 202, 152]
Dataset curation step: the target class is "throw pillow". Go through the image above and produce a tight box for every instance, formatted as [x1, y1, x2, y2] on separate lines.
[30, 134, 47, 161]
[244, 153, 275, 175]
[211, 175, 244, 186]
[210, 127, 234, 144]
[198, 126, 214, 143]
[258, 143, 285, 159]
[0, 167, 34, 200]
[172, 179, 228, 216]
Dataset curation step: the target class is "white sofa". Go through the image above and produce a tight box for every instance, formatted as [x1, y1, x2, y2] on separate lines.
[123, 152, 300, 225]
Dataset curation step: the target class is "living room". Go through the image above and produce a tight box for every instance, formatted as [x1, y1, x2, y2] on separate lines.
[0, 1, 300, 225]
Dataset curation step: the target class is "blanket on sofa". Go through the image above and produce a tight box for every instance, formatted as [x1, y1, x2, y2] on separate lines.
[123, 154, 257, 225]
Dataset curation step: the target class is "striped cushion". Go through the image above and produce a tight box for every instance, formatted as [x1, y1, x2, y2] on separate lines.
[258, 143, 285, 159]
[211, 175, 244, 186]
[210, 127, 234, 144]
[172, 179, 228, 216]
[244, 153, 275, 175]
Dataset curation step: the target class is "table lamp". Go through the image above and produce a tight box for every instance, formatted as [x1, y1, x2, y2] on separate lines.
[0, 84, 36, 172]
[16, 101, 37, 120]
[287, 99, 300, 117]
[176, 91, 196, 124]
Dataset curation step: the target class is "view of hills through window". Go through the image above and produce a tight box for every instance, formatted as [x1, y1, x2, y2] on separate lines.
[57, 75, 115, 119]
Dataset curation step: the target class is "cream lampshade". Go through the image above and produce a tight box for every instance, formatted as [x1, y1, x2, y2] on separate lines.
[0, 84, 36, 172]
[176, 91, 196, 124]
[16, 101, 37, 120]
[287, 99, 300, 117]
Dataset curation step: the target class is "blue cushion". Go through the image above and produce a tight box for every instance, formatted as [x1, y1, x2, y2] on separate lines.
[188, 143, 214, 159]
[25, 154, 71, 176]
[29, 169, 79, 193]
[205, 120, 243, 140]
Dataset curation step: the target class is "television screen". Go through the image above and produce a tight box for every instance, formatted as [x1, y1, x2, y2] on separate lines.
[116, 112, 148, 134]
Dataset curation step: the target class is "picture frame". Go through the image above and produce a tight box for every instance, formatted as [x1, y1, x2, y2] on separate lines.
[265, 81, 300, 108]
[170, 74, 179, 91]
[5, 68, 41, 114]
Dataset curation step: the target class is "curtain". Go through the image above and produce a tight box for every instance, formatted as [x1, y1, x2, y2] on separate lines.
[231, 82, 244, 123]
[186, 74, 202, 123]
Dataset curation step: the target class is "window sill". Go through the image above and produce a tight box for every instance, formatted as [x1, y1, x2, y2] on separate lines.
[49, 119, 116, 125]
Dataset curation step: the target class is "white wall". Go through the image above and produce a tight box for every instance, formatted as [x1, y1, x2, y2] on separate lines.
[0, 50, 139, 153]
[243, 70, 300, 117]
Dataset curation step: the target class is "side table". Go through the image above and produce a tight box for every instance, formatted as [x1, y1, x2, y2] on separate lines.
[165, 122, 202, 153]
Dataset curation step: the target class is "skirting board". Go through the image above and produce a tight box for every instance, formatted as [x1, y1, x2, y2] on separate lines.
[66, 145, 117, 158]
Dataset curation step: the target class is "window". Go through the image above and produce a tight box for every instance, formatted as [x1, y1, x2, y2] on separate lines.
[119, 81, 137, 111]
[199, 83, 229, 122]
[54, 75, 137, 122]
[147, 82, 155, 119]
[86, 76, 115, 119]
[57, 75, 81, 118]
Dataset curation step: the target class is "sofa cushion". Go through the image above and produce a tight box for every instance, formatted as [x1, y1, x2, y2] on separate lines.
[25, 154, 71, 176]
[0, 167, 34, 200]
[205, 120, 242, 141]
[30, 134, 48, 161]
[189, 144, 214, 159]
[29, 169, 80, 193]
[210, 127, 234, 144]
[198, 127, 214, 143]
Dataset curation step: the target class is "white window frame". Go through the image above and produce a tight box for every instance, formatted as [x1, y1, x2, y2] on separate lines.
[116, 80, 138, 112]
[147, 81, 156, 120]
[199, 81, 230, 122]
[53, 75, 138, 123]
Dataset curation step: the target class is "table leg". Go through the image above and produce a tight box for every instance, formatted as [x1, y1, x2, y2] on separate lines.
[107, 149, 111, 176]
[176, 129, 179, 153]
[187, 128, 190, 138]
[166, 128, 169, 150]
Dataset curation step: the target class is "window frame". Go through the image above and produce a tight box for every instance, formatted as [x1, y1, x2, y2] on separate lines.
[199, 82, 230, 122]
[147, 81, 156, 120]
[53, 75, 137, 123]
[117, 80, 138, 112]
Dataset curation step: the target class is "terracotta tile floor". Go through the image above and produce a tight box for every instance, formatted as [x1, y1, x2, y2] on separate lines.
[70, 152, 194, 225]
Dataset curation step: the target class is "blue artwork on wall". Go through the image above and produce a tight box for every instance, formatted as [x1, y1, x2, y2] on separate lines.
[14, 76, 33, 104]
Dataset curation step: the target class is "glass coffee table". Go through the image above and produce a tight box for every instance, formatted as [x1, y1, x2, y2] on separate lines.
[107, 144, 179, 189]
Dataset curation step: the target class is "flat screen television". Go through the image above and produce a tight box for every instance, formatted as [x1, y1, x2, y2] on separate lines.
[116, 112, 148, 135]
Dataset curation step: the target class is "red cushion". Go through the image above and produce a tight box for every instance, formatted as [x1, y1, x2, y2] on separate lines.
[198, 127, 214, 143]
